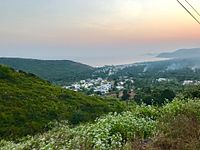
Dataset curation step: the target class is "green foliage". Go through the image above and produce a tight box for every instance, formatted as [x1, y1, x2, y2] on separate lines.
[135, 88, 176, 106]
[0, 112, 156, 150]
[121, 90, 130, 101]
[1, 61, 200, 149]
[182, 85, 200, 99]
[1, 99, 200, 149]
[0, 65, 124, 140]
[146, 99, 200, 150]
[104, 59, 200, 106]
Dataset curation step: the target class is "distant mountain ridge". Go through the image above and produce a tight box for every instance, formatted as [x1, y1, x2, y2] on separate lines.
[157, 48, 200, 59]
[0, 58, 94, 84]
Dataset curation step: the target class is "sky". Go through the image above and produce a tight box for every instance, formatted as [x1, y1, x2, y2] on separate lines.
[0, 0, 200, 66]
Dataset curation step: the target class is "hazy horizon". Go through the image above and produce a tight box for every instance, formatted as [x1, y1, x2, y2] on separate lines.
[0, 0, 200, 66]
[0, 53, 170, 67]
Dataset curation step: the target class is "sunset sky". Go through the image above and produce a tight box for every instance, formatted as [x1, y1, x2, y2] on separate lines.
[0, 0, 200, 66]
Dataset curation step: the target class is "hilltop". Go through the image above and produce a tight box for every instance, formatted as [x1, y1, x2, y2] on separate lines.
[0, 58, 94, 84]
[0, 65, 124, 139]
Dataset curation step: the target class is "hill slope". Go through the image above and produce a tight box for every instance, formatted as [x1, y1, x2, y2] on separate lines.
[1, 99, 200, 149]
[0, 58, 94, 84]
[0, 65, 123, 139]
[157, 48, 200, 59]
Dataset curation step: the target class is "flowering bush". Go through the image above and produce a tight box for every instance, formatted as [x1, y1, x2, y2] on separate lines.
[1, 99, 200, 150]
[0, 112, 156, 150]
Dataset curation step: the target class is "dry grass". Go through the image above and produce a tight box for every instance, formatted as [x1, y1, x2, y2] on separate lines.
[147, 114, 200, 150]
[124, 113, 200, 150]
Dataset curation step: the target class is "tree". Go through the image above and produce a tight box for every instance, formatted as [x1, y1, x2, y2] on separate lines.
[121, 90, 130, 101]
[160, 89, 175, 103]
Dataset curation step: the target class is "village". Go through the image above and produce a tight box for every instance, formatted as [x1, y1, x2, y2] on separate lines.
[63, 75, 200, 100]
[63, 76, 135, 99]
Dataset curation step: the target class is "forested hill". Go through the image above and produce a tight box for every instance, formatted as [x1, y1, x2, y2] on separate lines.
[0, 58, 94, 84]
[0, 65, 123, 139]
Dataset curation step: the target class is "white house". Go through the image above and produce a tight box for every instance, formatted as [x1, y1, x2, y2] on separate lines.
[183, 80, 193, 85]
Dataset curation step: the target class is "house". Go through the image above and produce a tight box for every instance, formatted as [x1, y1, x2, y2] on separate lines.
[183, 80, 193, 85]
[116, 86, 124, 90]
[156, 78, 168, 82]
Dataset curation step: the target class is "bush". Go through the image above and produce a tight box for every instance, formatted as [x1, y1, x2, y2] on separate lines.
[1, 95, 200, 149]
[0, 112, 156, 150]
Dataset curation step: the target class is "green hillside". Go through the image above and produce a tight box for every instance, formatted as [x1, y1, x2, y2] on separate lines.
[0, 65, 123, 139]
[1, 99, 200, 150]
[0, 58, 94, 84]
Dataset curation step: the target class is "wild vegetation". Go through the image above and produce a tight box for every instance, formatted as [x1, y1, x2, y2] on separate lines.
[1, 99, 200, 149]
[0, 65, 124, 140]
[1, 53, 200, 149]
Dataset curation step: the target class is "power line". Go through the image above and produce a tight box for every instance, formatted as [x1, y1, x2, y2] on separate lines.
[185, 0, 200, 17]
[177, 0, 200, 24]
